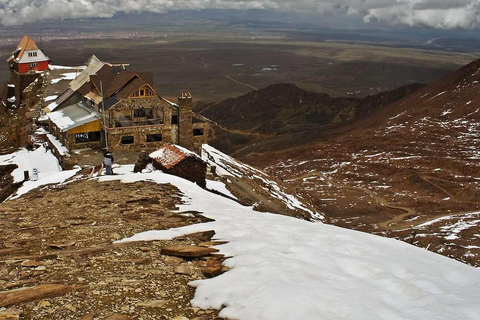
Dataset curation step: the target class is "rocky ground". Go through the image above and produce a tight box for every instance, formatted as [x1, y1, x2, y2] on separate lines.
[0, 177, 228, 319]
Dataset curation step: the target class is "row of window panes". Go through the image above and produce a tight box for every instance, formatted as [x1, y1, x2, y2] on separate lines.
[27, 52, 38, 57]
[29, 62, 38, 68]
[76, 130, 202, 145]
[131, 88, 155, 98]
[75, 131, 101, 143]
[121, 134, 163, 145]
[133, 108, 154, 119]
[120, 129, 203, 145]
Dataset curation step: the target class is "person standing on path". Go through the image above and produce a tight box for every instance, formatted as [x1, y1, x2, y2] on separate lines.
[104, 150, 114, 175]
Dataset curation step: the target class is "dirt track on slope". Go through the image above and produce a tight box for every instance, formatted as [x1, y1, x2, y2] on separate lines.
[227, 177, 294, 217]
[292, 171, 480, 231]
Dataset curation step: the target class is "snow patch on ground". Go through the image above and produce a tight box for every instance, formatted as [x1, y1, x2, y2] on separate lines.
[49, 65, 86, 70]
[0, 146, 79, 199]
[51, 72, 79, 84]
[44, 95, 58, 102]
[202, 145, 321, 220]
[106, 166, 480, 320]
[428, 91, 447, 101]
[206, 179, 238, 200]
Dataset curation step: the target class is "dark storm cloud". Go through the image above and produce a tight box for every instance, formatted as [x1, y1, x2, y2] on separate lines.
[1, 0, 480, 29]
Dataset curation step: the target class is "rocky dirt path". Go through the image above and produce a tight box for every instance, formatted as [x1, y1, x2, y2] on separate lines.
[225, 76, 258, 91]
[0, 177, 227, 320]
[421, 175, 480, 205]
[212, 123, 274, 138]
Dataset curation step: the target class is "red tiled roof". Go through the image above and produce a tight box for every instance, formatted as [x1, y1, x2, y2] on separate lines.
[14, 36, 39, 61]
[151, 145, 189, 169]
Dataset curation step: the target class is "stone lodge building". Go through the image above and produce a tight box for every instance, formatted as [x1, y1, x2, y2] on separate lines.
[47, 56, 209, 154]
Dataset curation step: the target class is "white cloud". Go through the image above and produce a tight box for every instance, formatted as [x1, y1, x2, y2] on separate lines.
[1, 0, 480, 29]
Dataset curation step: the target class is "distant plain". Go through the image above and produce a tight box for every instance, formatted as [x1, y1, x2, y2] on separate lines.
[1, 10, 479, 103]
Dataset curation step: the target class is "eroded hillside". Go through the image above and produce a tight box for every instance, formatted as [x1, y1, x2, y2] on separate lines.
[252, 59, 480, 267]
[199, 83, 423, 157]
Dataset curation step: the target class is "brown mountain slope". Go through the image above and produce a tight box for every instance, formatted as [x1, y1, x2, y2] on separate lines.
[252, 58, 480, 267]
[198, 83, 423, 156]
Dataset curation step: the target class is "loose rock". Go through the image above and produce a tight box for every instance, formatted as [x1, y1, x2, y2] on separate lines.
[161, 245, 219, 258]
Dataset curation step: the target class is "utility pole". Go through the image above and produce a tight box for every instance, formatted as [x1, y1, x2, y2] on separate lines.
[100, 81, 109, 150]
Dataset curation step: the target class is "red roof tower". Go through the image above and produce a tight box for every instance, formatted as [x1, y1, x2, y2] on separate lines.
[7, 36, 50, 73]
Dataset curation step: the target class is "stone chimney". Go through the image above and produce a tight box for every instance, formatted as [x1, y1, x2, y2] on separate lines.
[178, 92, 193, 151]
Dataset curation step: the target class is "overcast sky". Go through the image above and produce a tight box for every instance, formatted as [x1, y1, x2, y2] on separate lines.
[0, 0, 479, 29]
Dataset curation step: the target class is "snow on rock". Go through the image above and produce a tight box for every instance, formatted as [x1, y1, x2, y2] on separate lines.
[0, 146, 79, 199]
[46, 101, 58, 112]
[104, 165, 480, 320]
[47, 109, 75, 130]
[202, 145, 321, 220]
[46, 134, 70, 156]
[427, 91, 447, 101]
[44, 95, 58, 102]
[205, 179, 238, 199]
[202, 144, 259, 177]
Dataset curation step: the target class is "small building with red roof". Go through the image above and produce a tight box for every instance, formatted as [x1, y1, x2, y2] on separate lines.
[150, 145, 207, 187]
[7, 36, 50, 73]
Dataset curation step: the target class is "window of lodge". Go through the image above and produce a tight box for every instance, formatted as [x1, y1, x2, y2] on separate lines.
[146, 133, 162, 142]
[193, 128, 204, 136]
[121, 136, 134, 145]
[75, 131, 101, 143]
[130, 87, 155, 98]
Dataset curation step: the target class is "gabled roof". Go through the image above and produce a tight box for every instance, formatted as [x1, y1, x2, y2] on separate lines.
[7, 36, 49, 64]
[48, 88, 75, 112]
[115, 78, 149, 99]
[87, 64, 157, 108]
[89, 65, 135, 97]
[50, 58, 158, 111]
[69, 55, 105, 92]
[149, 145, 198, 169]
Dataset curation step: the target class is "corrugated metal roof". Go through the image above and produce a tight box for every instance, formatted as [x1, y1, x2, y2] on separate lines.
[69, 55, 105, 92]
[52, 88, 75, 111]
[47, 101, 101, 132]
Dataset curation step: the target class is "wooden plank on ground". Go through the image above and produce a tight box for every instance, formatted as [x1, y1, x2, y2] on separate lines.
[0, 284, 84, 307]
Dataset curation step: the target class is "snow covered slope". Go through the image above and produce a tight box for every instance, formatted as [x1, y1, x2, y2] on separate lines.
[202, 144, 323, 221]
[102, 165, 480, 320]
[262, 58, 480, 266]
[0, 146, 79, 199]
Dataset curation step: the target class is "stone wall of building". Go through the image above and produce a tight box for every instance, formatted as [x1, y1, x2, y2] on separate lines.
[10, 71, 41, 106]
[107, 124, 177, 151]
[63, 133, 103, 151]
[178, 93, 193, 151]
[192, 122, 209, 154]
[109, 97, 173, 128]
